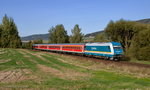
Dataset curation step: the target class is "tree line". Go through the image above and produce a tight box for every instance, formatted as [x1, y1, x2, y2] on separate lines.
[49, 24, 84, 44]
[0, 15, 149, 60]
[23, 24, 84, 49]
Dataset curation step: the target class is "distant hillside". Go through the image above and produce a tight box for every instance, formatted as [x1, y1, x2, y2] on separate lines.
[21, 18, 150, 41]
[136, 18, 150, 24]
[21, 31, 104, 41]
[21, 33, 49, 41]
[84, 31, 104, 37]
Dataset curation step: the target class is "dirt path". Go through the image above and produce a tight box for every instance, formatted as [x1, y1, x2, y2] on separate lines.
[0, 59, 11, 63]
[0, 69, 36, 83]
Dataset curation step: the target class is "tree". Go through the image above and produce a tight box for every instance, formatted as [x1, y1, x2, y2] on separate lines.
[0, 25, 2, 47]
[0, 15, 21, 48]
[33, 38, 43, 44]
[49, 24, 69, 43]
[55, 24, 69, 43]
[1, 15, 10, 48]
[26, 40, 33, 49]
[49, 26, 56, 43]
[105, 19, 150, 60]
[129, 27, 150, 60]
[94, 32, 109, 42]
[9, 18, 22, 48]
[69, 24, 84, 43]
[105, 19, 146, 52]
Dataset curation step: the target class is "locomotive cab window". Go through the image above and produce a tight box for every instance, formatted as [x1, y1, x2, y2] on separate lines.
[113, 46, 122, 49]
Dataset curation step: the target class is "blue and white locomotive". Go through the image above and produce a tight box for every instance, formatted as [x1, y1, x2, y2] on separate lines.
[84, 42, 123, 60]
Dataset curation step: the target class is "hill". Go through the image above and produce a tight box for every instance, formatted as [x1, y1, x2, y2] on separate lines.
[136, 18, 150, 24]
[21, 33, 49, 41]
[21, 31, 104, 41]
[21, 18, 150, 41]
[84, 31, 104, 37]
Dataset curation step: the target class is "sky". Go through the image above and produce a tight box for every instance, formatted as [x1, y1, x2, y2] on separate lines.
[0, 0, 149, 37]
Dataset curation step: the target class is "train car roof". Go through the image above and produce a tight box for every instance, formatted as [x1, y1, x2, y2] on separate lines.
[85, 42, 121, 46]
[111, 42, 121, 46]
[33, 42, 121, 46]
[33, 43, 85, 46]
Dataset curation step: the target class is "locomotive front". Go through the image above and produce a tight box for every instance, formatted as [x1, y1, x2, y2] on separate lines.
[111, 42, 124, 60]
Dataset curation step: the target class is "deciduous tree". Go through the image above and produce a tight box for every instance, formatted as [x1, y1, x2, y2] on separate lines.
[69, 24, 84, 43]
[49, 24, 69, 43]
[105, 19, 146, 52]
[94, 32, 109, 42]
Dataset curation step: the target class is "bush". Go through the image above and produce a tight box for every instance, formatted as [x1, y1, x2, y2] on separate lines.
[137, 46, 150, 60]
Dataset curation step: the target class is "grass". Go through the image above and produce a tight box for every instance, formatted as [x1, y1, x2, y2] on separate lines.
[130, 59, 150, 65]
[0, 48, 150, 90]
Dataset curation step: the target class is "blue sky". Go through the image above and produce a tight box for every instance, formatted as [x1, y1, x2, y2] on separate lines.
[0, 0, 149, 36]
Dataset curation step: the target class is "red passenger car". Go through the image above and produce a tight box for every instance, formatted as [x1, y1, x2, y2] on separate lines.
[33, 43, 85, 53]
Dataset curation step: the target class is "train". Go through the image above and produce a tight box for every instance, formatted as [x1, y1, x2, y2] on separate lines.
[32, 42, 123, 60]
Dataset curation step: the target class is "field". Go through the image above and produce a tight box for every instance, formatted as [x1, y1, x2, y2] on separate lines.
[0, 49, 150, 90]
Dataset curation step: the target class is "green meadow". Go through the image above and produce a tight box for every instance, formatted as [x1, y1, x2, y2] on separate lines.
[0, 48, 150, 90]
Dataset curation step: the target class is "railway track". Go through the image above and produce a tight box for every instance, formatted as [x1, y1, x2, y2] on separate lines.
[32, 49, 150, 69]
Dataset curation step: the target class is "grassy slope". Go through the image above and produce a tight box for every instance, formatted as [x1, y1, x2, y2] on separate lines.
[0, 48, 150, 90]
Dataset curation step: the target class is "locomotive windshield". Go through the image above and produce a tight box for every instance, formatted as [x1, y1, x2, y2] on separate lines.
[113, 46, 122, 49]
